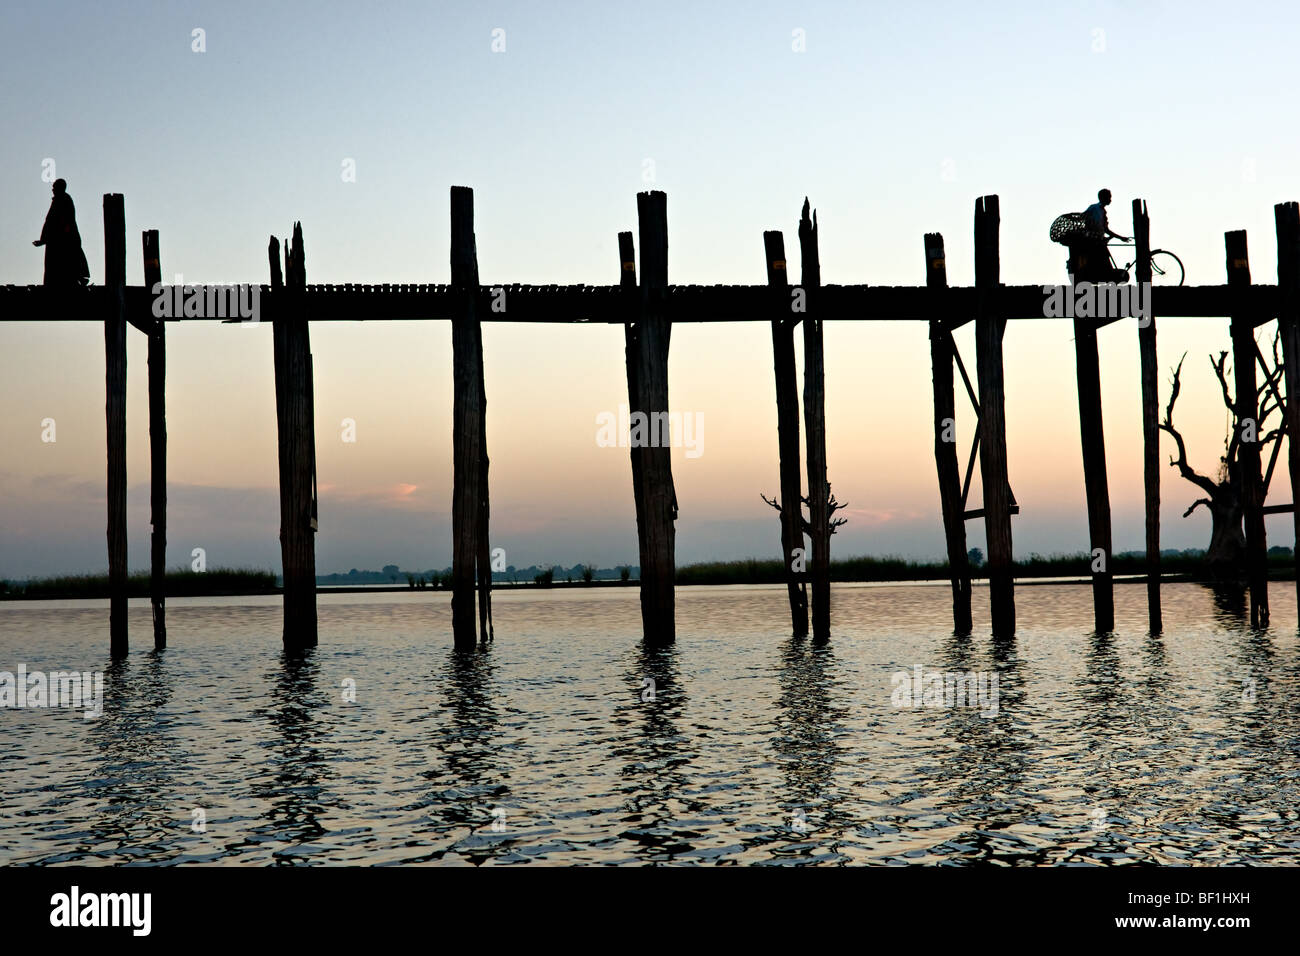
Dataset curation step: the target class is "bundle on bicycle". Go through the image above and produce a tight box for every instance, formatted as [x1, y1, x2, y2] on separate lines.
[1050, 188, 1184, 286]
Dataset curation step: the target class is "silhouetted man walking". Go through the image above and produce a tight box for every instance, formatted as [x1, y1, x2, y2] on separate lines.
[32, 179, 90, 288]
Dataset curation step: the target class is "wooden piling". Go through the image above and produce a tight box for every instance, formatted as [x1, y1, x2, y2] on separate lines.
[142, 230, 167, 650]
[1073, 314, 1114, 633]
[798, 199, 831, 641]
[450, 186, 488, 648]
[1275, 202, 1300, 618]
[619, 230, 649, 595]
[765, 230, 809, 637]
[104, 194, 128, 656]
[974, 196, 1015, 637]
[1227, 230, 1269, 627]
[925, 234, 972, 636]
[632, 190, 675, 644]
[1133, 199, 1162, 633]
[476, 299, 492, 643]
[271, 224, 318, 648]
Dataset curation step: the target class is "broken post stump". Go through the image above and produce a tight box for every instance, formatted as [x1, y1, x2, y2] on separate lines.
[798, 199, 832, 642]
[271, 224, 318, 649]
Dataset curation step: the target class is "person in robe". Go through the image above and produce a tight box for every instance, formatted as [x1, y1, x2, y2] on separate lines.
[32, 179, 90, 287]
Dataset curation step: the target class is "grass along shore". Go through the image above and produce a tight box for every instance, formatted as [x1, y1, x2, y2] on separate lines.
[3, 551, 1294, 600]
[1, 567, 278, 600]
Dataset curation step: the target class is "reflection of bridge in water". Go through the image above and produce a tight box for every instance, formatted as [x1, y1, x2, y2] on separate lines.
[5, 191, 1300, 652]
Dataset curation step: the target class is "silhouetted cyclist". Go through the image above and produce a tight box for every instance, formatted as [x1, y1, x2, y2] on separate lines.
[1074, 188, 1129, 282]
[32, 179, 90, 288]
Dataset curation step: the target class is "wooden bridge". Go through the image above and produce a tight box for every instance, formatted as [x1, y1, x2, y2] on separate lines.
[5, 188, 1299, 653]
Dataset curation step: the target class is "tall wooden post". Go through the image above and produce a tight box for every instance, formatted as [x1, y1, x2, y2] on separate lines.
[974, 195, 1015, 637]
[143, 230, 167, 650]
[475, 303, 492, 642]
[271, 223, 318, 648]
[104, 194, 128, 657]
[632, 190, 675, 644]
[925, 234, 972, 636]
[798, 199, 831, 642]
[1227, 230, 1269, 628]
[1275, 202, 1300, 617]
[450, 186, 487, 648]
[620, 230, 649, 593]
[1133, 199, 1162, 633]
[1073, 315, 1114, 633]
[765, 230, 809, 637]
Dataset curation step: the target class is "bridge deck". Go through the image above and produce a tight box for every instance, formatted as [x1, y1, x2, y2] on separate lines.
[0, 283, 1276, 322]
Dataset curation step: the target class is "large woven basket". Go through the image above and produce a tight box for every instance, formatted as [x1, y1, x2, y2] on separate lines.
[1049, 212, 1090, 245]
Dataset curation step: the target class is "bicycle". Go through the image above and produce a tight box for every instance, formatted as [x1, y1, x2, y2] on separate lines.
[1107, 239, 1184, 286]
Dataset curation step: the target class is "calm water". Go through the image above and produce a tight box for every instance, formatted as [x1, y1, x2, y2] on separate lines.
[2, 582, 1299, 866]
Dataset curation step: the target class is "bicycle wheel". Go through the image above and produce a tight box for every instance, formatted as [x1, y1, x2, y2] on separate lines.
[1148, 249, 1185, 286]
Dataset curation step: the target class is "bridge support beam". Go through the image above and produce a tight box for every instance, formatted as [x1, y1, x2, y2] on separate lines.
[1276, 202, 1300, 621]
[799, 199, 832, 642]
[1074, 314, 1114, 633]
[974, 195, 1015, 638]
[765, 230, 808, 637]
[104, 194, 128, 656]
[1133, 199, 1162, 633]
[925, 233, 972, 636]
[142, 230, 167, 650]
[1227, 230, 1269, 628]
[619, 229, 651, 620]
[270, 224, 318, 649]
[628, 190, 675, 645]
[450, 186, 491, 648]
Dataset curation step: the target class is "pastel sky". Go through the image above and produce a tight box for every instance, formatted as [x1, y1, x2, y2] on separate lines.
[3, 0, 1299, 578]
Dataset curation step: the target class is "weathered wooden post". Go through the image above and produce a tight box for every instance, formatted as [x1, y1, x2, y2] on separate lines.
[798, 199, 832, 642]
[143, 230, 167, 650]
[974, 195, 1015, 637]
[925, 233, 972, 636]
[765, 230, 809, 637]
[632, 190, 676, 644]
[1227, 230, 1269, 627]
[619, 230, 648, 590]
[104, 194, 128, 656]
[476, 309, 492, 643]
[450, 186, 489, 648]
[1133, 199, 1162, 633]
[1073, 276, 1114, 632]
[270, 224, 318, 649]
[1275, 201, 1300, 618]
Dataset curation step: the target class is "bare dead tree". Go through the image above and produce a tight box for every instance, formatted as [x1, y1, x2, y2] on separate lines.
[1159, 330, 1285, 575]
[762, 485, 849, 537]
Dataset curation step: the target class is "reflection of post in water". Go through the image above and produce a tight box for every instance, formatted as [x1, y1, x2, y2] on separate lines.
[247, 650, 332, 861]
[932, 634, 1029, 810]
[1227, 627, 1300, 808]
[609, 641, 690, 858]
[1076, 631, 1171, 834]
[772, 637, 845, 832]
[423, 647, 508, 865]
[431, 647, 502, 789]
[1202, 581, 1249, 627]
[86, 651, 178, 861]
